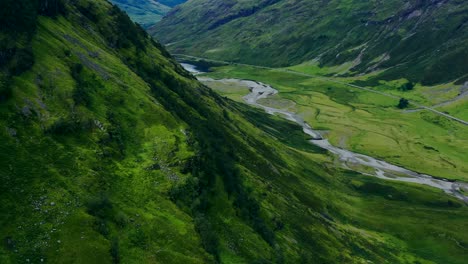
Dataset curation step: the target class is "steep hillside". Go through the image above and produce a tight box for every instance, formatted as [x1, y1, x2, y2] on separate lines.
[152, 0, 468, 84]
[1, 0, 468, 263]
[110, 0, 186, 28]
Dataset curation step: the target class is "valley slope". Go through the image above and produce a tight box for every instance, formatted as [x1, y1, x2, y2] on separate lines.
[1, 1, 468, 264]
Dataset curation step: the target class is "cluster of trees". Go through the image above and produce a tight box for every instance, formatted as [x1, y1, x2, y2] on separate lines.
[0, 0, 66, 101]
[0, 0, 36, 100]
[47, 62, 104, 135]
[0, 0, 67, 53]
[70, 63, 103, 107]
[77, 2, 147, 51]
[399, 81, 414, 91]
[109, 6, 146, 50]
[396, 82, 413, 108]
[398, 98, 409, 109]
[111, 24, 278, 256]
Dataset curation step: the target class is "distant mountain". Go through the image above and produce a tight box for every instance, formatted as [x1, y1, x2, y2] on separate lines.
[152, 0, 468, 85]
[110, 0, 186, 28]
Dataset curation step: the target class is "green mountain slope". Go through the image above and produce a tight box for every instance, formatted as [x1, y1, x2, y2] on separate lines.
[109, 0, 186, 28]
[152, 0, 468, 84]
[1, 0, 468, 263]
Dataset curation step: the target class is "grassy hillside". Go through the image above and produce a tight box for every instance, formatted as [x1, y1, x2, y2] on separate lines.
[109, 0, 186, 28]
[152, 0, 468, 85]
[1, 0, 468, 263]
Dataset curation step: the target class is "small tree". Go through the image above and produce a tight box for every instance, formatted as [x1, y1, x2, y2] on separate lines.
[397, 98, 409, 109]
[400, 81, 414, 91]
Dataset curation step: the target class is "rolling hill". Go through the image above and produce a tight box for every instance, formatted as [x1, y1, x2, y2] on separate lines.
[152, 0, 468, 85]
[1, 0, 468, 263]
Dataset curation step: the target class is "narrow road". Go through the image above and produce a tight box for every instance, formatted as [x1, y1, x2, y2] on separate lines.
[174, 54, 468, 126]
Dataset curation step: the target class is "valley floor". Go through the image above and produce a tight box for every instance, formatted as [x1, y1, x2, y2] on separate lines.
[178, 56, 468, 183]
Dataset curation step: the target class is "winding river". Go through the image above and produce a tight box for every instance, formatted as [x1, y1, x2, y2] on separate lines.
[182, 64, 468, 202]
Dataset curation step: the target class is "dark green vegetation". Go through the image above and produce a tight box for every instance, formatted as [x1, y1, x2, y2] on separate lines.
[109, 0, 187, 28]
[400, 82, 415, 92]
[153, 0, 468, 85]
[0, 0, 66, 101]
[1, 0, 468, 263]
[398, 98, 410, 109]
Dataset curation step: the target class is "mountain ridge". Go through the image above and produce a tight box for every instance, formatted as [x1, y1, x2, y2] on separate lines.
[152, 0, 468, 85]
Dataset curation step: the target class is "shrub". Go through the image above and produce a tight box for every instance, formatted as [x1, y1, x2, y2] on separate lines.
[114, 211, 128, 228]
[399, 81, 414, 91]
[47, 118, 78, 135]
[8, 48, 35, 75]
[110, 237, 120, 264]
[70, 63, 103, 107]
[46, 116, 94, 135]
[397, 98, 409, 109]
[86, 195, 113, 219]
[77, 1, 99, 22]
[194, 215, 220, 260]
[128, 229, 148, 248]
[95, 218, 110, 237]
[0, 79, 12, 102]
[71, 63, 83, 79]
